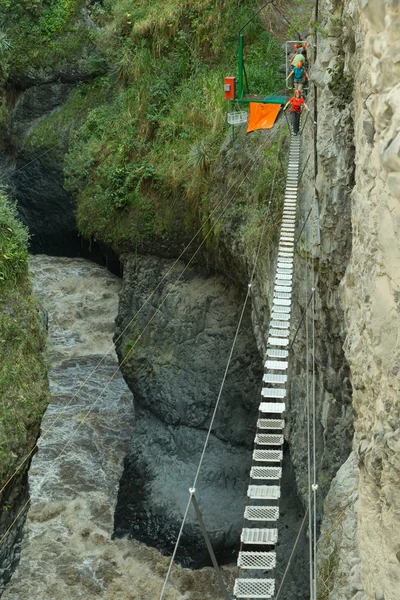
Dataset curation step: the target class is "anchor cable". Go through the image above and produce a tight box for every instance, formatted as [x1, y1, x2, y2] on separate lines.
[0, 136, 268, 498]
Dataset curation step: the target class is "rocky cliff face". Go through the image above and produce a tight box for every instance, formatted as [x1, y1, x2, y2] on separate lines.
[2, 0, 399, 598]
[308, 0, 400, 598]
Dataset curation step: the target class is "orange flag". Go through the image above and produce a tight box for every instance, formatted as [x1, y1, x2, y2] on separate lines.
[247, 103, 281, 133]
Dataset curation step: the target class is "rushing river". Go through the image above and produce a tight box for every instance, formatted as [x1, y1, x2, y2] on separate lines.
[3, 256, 224, 600]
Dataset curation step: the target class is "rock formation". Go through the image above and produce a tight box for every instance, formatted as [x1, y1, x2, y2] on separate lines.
[113, 255, 262, 566]
[305, 0, 400, 598]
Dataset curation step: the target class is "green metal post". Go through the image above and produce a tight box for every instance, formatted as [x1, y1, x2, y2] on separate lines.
[231, 101, 235, 142]
[238, 34, 244, 100]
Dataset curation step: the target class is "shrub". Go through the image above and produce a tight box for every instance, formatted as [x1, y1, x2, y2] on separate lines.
[0, 193, 29, 284]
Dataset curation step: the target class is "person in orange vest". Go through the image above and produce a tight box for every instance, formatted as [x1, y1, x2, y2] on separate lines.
[283, 89, 310, 135]
[286, 61, 309, 91]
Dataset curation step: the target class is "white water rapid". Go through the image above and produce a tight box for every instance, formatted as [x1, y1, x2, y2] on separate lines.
[3, 256, 226, 600]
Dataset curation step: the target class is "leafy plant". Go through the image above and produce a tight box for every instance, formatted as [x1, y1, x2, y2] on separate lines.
[0, 193, 29, 284]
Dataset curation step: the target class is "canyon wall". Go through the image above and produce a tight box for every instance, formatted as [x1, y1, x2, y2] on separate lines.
[310, 0, 400, 598]
[1, 0, 400, 598]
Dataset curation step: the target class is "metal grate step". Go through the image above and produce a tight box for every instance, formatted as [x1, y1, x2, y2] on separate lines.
[253, 449, 283, 462]
[266, 348, 288, 357]
[250, 466, 282, 479]
[255, 434, 284, 446]
[277, 258, 294, 266]
[257, 418, 284, 429]
[247, 487, 281, 500]
[238, 551, 276, 570]
[263, 373, 287, 384]
[234, 578, 275, 599]
[276, 271, 292, 280]
[244, 506, 279, 522]
[264, 359, 288, 370]
[271, 312, 290, 321]
[274, 292, 292, 306]
[272, 304, 290, 313]
[275, 273, 292, 281]
[275, 284, 292, 292]
[269, 320, 287, 333]
[241, 528, 278, 544]
[258, 402, 285, 414]
[267, 336, 289, 347]
[269, 328, 290, 338]
[261, 387, 286, 399]
[274, 291, 292, 299]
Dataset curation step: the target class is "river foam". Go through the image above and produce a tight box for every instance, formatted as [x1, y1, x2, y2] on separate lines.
[3, 256, 227, 599]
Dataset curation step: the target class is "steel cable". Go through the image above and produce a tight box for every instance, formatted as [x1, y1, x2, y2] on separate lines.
[0, 134, 268, 498]
[0, 134, 269, 551]
[159, 145, 283, 600]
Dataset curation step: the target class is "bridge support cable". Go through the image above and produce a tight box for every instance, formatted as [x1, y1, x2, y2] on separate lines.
[190, 491, 231, 600]
[158, 141, 282, 600]
[158, 285, 252, 600]
[233, 126, 303, 599]
[305, 224, 314, 600]
[311, 178, 318, 600]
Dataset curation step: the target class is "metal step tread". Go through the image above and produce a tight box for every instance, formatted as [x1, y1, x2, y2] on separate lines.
[263, 373, 287, 384]
[244, 507, 279, 522]
[259, 402, 286, 416]
[250, 466, 282, 479]
[271, 312, 290, 321]
[273, 297, 291, 306]
[261, 387, 286, 398]
[272, 304, 291, 313]
[237, 551, 276, 570]
[269, 319, 290, 329]
[269, 328, 290, 338]
[247, 485, 281, 500]
[241, 527, 278, 543]
[266, 348, 288, 357]
[257, 418, 284, 429]
[267, 336, 289, 347]
[274, 290, 292, 299]
[264, 359, 288, 370]
[255, 433, 284, 446]
[253, 448, 283, 462]
[274, 291, 292, 299]
[234, 578, 275, 599]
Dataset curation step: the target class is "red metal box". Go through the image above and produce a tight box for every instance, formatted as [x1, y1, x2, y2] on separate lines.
[224, 76, 236, 101]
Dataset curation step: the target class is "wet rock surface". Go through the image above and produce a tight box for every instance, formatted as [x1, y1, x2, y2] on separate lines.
[113, 254, 263, 566]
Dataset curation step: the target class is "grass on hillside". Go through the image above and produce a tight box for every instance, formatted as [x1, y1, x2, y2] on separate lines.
[63, 0, 285, 249]
[2, 0, 287, 262]
[0, 194, 50, 486]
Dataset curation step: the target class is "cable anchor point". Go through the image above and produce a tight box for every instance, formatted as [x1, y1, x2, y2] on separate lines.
[312, 484, 318, 492]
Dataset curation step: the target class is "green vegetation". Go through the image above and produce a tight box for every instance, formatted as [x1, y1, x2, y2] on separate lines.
[317, 543, 340, 600]
[0, 193, 50, 485]
[1, 0, 288, 266]
[62, 0, 285, 249]
[0, 0, 98, 76]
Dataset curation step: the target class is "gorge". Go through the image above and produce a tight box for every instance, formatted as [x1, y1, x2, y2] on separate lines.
[0, 0, 399, 599]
